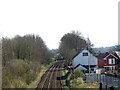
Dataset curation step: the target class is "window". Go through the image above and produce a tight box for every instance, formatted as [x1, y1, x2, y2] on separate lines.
[104, 60, 106, 64]
[109, 58, 115, 64]
[109, 67, 112, 70]
[112, 66, 115, 70]
[109, 66, 115, 70]
[109, 59, 112, 64]
[83, 52, 88, 56]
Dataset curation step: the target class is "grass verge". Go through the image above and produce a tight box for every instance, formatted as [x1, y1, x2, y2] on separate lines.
[27, 65, 48, 88]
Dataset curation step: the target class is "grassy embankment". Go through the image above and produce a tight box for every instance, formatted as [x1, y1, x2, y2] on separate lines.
[28, 59, 57, 88]
[2, 59, 57, 88]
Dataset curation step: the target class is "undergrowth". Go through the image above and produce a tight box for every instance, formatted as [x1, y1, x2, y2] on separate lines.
[2, 59, 42, 88]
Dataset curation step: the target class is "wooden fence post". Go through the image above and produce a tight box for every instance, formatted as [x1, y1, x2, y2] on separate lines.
[99, 83, 102, 90]
[109, 86, 114, 90]
[105, 85, 107, 90]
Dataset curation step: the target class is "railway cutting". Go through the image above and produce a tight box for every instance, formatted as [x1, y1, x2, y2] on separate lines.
[36, 61, 64, 89]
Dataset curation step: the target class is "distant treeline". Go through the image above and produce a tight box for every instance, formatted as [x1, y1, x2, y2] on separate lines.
[2, 34, 51, 66]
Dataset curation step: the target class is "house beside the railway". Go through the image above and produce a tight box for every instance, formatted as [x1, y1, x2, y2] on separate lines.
[97, 53, 109, 68]
[96, 51, 120, 73]
[72, 49, 98, 72]
[96, 52, 109, 74]
[114, 51, 120, 72]
[103, 52, 119, 72]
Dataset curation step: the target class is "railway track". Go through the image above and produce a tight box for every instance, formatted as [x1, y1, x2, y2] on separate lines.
[36, 61, 64, 89]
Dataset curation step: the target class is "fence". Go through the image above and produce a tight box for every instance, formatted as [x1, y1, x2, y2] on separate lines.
[85, 73, 120, 89]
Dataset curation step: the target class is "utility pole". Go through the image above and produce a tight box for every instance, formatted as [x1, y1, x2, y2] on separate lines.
[0, 34, 2, 90]
[87, 37, 92, 74]
[87, 47, 91, 82]
[118, 1, 120, 46]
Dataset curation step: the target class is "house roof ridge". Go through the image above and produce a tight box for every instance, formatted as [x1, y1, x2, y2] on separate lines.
[104, 53, 118, 59]
[97, 52, 109, 59]
[115, 51, 120, 58]
[72, 48, 95, 59]
[72, 49, 83, 60]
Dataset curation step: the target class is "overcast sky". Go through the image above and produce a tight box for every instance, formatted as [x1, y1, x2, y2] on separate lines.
[0, 0, 119, 49]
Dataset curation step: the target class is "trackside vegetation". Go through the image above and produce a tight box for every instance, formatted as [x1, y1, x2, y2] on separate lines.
[3, 59, 41, 88]
[2, 35, 52, 88]
[62, 69, 99, 89]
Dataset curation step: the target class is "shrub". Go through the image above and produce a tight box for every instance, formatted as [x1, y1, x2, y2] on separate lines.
[70, 77, 84, 86]
[2, 59, 41, 88]
[70, 70, 84, 79]
[10, 79, 27, 88]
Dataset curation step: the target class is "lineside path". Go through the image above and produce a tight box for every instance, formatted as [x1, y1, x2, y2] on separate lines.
[36, 61, 64, 89]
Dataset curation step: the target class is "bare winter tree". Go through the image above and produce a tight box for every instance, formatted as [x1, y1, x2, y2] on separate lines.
[59, 31, 88, 65]
[2, 34, 51, 66]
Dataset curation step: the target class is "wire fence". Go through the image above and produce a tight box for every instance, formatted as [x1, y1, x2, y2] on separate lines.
[85, 73, 120, 89]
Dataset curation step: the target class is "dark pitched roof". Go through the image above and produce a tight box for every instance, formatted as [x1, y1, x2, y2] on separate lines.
[105, 53, 118, 59]
[72, 48, 84, 60]
[97, 52, 109, 59]
[114, 51, 120, 59]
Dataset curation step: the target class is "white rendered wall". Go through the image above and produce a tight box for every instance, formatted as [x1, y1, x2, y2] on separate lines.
[73, 49, 98, 70]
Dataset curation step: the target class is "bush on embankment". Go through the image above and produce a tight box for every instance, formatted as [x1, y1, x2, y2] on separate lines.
[70, 70, 85, 79]
[64, 70, 99, 88]
[2, 59, 41, 88]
